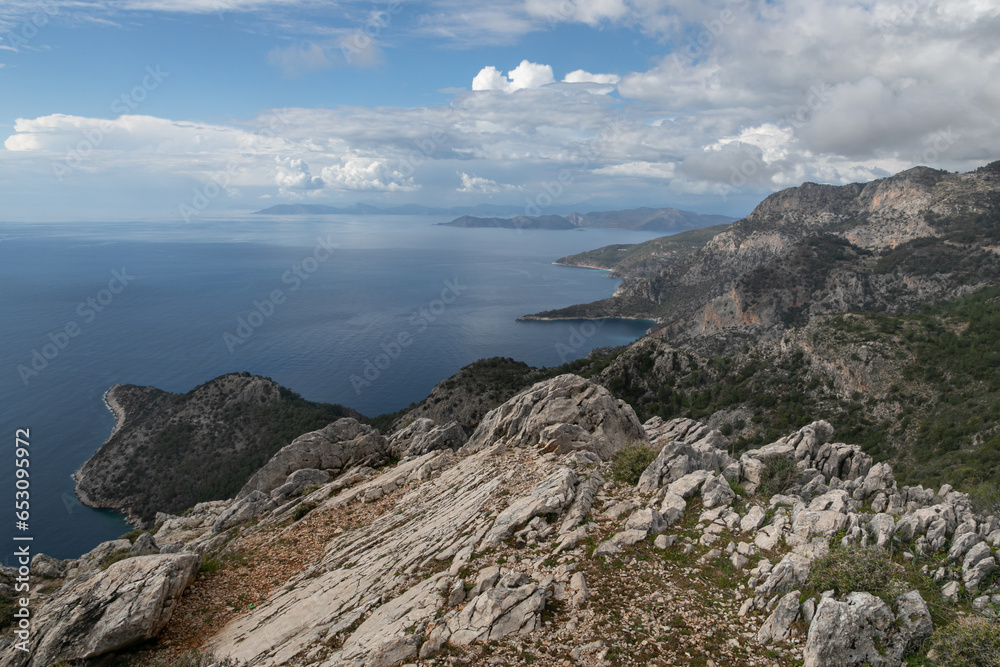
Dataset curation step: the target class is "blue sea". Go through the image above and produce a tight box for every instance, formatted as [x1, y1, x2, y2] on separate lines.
[0, 215, 663, 562]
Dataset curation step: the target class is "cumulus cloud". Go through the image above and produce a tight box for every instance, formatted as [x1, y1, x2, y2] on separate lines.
[275, 157, 324, 189]
[321, 157, 417, 192]
[457, 171, 518, 194]
[472, 60, 554, 92]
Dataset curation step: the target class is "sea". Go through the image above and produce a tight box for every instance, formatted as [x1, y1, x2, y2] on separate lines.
[0, 215, 664, 562]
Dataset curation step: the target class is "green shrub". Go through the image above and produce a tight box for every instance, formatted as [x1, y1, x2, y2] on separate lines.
[610, 443, 659, 485]
[100, 547, 134, 570]
[108, 650, 239, 666]
[0, 593, 14, 630]
[756, 454, 799, 498]
[806, 545, 896, 600]
[968, 482, 1000, 518]
[927, 616, 1000, 667]
[199, 556, 221, 574]
[292, 501, 317, 521]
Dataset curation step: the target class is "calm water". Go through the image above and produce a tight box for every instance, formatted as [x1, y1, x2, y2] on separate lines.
[0, 215, 662, 561]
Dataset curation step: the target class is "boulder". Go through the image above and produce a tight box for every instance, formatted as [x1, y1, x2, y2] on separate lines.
[636, 418, 733, 493]
[802, 590, 932, 667]
[129, 532, 159, 557]
[424, 571, 547, 652]
[462, 374, 647, 460]
[238, 418, 389, 498]
[398, 420, 468, 457]
[479, 468, 577, 550]
[270, 468, 331, 504]
[755, 590, 801, 643]
[213, 490, 277, 533]
[740, 506, 767, 533]
[867, 513, 896, 550]
[625, 508, 669, 535]
[701, 475, 736, 508]
[30, 553, 68, 579]
[962, 542, 997, 591]
[6, 554, 200, 667]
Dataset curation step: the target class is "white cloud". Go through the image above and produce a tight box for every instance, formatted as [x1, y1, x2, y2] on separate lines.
[457, 171, 518, 193]
[563, 69, 619, 85]
[592, 161, 676, 179]
[321, 157, 417, 192]
[275, 157, 324, 189]
[472, 60, 554, 92]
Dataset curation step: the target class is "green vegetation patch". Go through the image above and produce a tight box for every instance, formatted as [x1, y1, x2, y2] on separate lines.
[609, 443, 659, 485]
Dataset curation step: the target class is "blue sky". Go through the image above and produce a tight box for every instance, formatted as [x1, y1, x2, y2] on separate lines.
[1, 0, 998, 221]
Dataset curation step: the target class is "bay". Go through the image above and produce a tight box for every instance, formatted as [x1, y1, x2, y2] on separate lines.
[0, 215, 662, 560]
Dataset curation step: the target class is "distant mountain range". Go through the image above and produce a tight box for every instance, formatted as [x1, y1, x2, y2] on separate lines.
[254, 202, 575, 217]
[254, 203, 737, 232]
[438, 207, 736, 232]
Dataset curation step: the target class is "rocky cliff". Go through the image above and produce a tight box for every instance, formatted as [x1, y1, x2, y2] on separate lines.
[524, 162, 1000, 349]
[8, 375, 999, 666]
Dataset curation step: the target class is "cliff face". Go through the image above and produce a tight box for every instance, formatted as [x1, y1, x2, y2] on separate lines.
[75, 373, 363, 523]
[525, 162, 1000, 346]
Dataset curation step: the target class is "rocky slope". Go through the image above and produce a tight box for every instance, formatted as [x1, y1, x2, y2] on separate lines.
[8, 375, 999, 666]
[523, 162, 1000, 348]
[75, 373, 363, 524]
[552, 224, 731, 277]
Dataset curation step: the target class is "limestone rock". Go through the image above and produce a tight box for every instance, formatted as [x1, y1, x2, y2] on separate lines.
[636, 418, 733, 493]
[756, 553, 812, 599]
[30, 553, 68, 579]
[803, 593, 896, 666]
[740, 506, 767, 533]
[594, 530, 648, 557]
[271, 468, 331, 504]
[238, 418, 389, 499]
[802, 590, 932, 667]
[213, 490, 277, 533]
[701, 474, 736, 508]
[462, 374, 647, 460]
[391, 419, 468, 457]
[962, 542, 997, 591]
[129, 532, 160, 557]
[624, 508, 669, 535]
[755, 590, 801, 643]
[480, 468, 577, 550]
[6, 554, 200, 667]
[439, 571, 547, 646]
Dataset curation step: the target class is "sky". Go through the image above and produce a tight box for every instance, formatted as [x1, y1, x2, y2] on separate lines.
[0, 0, 998, 221]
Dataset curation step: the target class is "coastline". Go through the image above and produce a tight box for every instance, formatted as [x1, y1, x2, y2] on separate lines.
[552, 260, 616, 272]
[517, 314, 659, 325]
[72, 384, 128, 514]
[103, 384, 126, 440]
